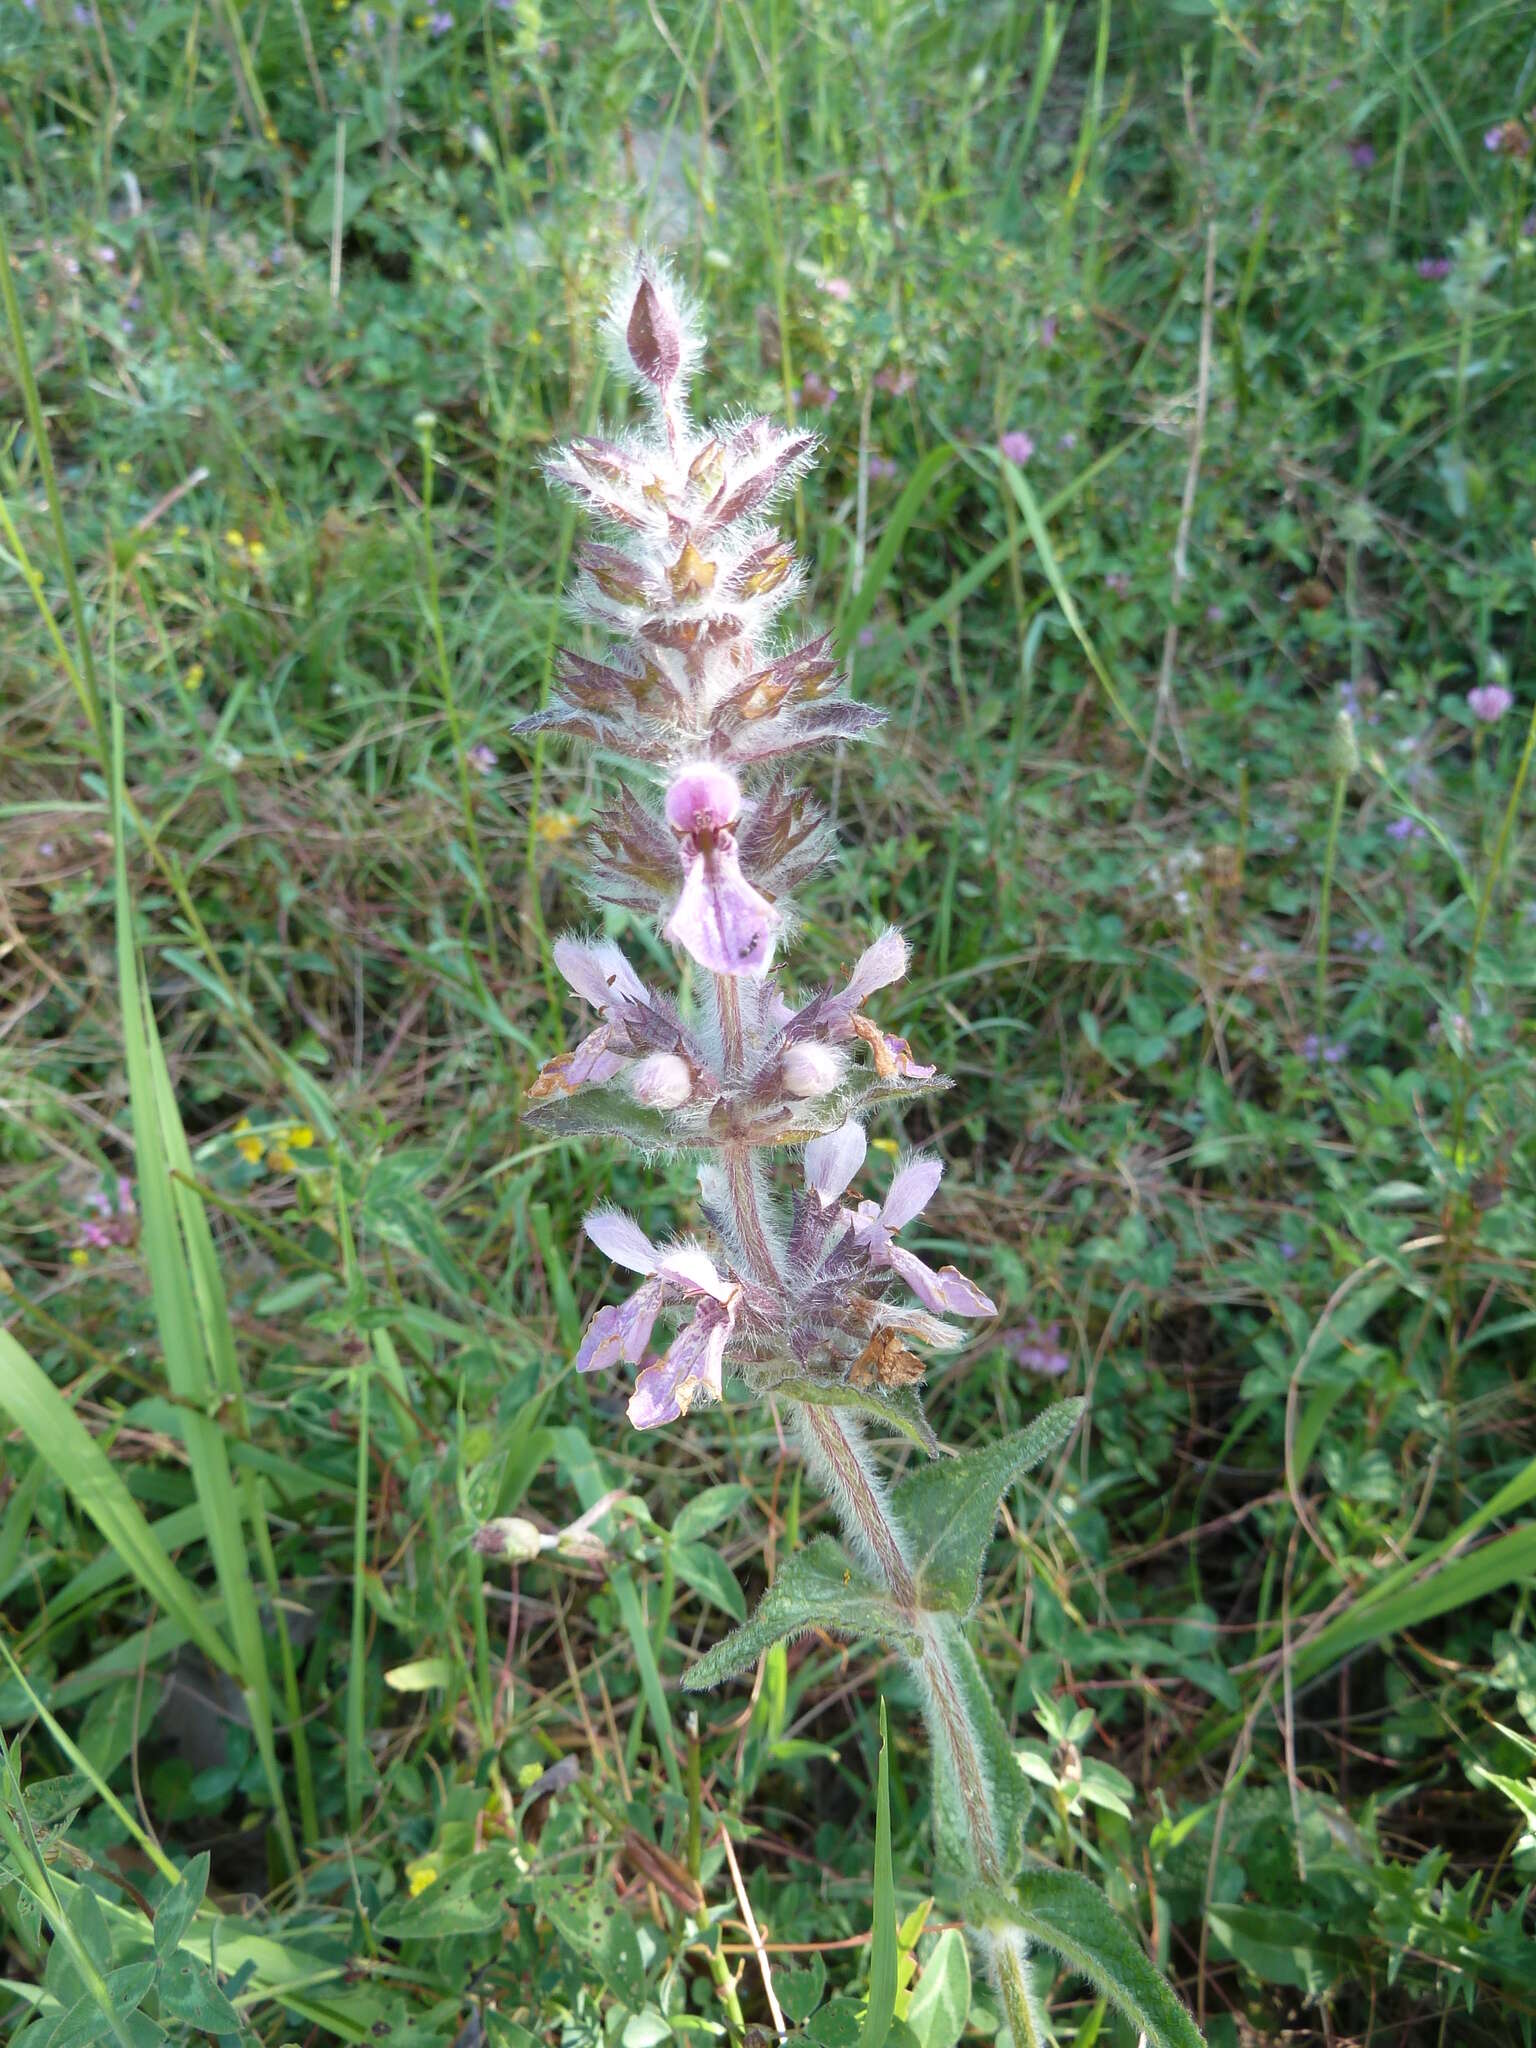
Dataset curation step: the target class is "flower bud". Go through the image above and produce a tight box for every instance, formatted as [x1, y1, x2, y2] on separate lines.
[473, 1517, 544, 1563]
[630, 1052, 694, 1110]
[781, 1041, 844, 1099]
[1328, 708, 1360, 780]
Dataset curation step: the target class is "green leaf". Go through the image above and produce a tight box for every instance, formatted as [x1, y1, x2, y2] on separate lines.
[860, 1700, 897, 2048]
[382, 1657, 454, 1693]
[672, 1484, 751, 1545]
[904, 1929, 970, 2048]
[967, 1864, 1204, 2048]
[681, 1537, 919, 1691]
[155, 1949, 244, 2034]
[777, 1376, 940, 1457]
[672, 1541, 746, 1623]
[890, 1403, 1084, 1612]
[777, 1954, 827, 2024]
[374, 1857, 514, 1939]
[925, 1616, 1029, 1881]
[520, 1091, 676, 1149]
[153, 1855, 209, 1957]
[1205, 1903, 1357, 1994]
[0, 1332, 236, 1680]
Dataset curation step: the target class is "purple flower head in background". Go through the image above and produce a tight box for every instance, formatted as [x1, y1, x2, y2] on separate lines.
[1468, 682, 1513, 723]
[662, 764, 781, 976]
[999, 430, 1035, 466]
[798, 370, 838, 409]
[576, 1212, 741, 1429]
[468, 743, 498, 773]
[1002, 1318, 1071, 1377]
[1386, 816, 1427, 844]
[1416, 256, 1451, 281]
[1349, 141, 1377, 169]
[428, 7, 454, 32]
[866, 454, 899, 482]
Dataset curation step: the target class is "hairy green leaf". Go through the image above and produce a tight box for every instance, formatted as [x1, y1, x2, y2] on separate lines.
[891, 1402, 1084, 1612]
[681, 1537, 919, 1691]
[777, 1376, 941, 1457]
[967, 1864, 1204, 2048]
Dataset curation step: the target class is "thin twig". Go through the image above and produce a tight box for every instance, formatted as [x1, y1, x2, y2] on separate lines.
[1138, 214, 1218, 801]
[718, 1821, 787, 2037]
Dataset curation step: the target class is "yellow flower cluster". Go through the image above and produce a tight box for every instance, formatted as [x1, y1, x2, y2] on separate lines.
[233, 1117, 316, 1171]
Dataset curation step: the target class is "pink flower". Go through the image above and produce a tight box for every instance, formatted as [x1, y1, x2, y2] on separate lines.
[804, 1125, 994, 1316]
[874, 366, 916, 397]
[998, 430, 1034, 465]
[1001, 1319, 1071, 1376]
[847, 1155, 996, 1317]
[662, 765, 781, 976]
[577, 1211, 741, 1429]
[820, 276, 853, 303]
[540, 937, 649, 1089]
[798, 371, 838, 409]
[468, 743, 498, 773]
[1468, 682, 1513, 723]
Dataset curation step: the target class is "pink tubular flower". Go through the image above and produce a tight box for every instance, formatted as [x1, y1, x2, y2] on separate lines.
[1468, 682, 1513, 723]
[662, 764, 781, 976]
[999, 430, 1034, 465]
[577, 1211, 741, 1429]
[540, 938, 648, 1089]
[847, 1155, 996, 1317]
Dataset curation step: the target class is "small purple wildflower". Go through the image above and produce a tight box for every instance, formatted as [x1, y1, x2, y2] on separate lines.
[468, 743, 499, 772]
[1468, 682, 1513, 723]
[798, 371, 838, 409]
[1485, 126, 1504, 152]
[856, 626, 877, 650]
[427, 7, 454, 32]
[866, 454, 899, 482]
[1386, 816, 1427, 844]
[662, 764, 780, 977]
[74, 1177, 138, 1254]
[1104, 571, 1131, 596]
[1416, 256, 1451, 281]
[1300, 1034, 1347, 1065]
[1349, 141, 1377, 170]
[73, 1, 92, 23]
[1040, 315, 1057, 347]
[1001, 1318, 1071, 1377]
[874, 365, 916, 397]
[820, 276, 853, 303]
[1058, 431, 1078, 450]
[96, 244, 116, 265]
[998, 430, 1035, 466]
[1277, 1239, 1299, 1262]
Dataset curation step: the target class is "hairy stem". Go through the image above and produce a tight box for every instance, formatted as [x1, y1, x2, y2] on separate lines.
[711, 990, 1035, 2020]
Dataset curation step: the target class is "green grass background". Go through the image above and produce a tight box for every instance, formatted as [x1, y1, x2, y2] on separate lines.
[4, 1, 1536, 2043]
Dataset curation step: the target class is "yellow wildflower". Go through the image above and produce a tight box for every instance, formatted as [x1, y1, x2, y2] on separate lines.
[233, 1117, 265, 1165]
[70, 1248, 91, 1267]
[223, 529, 245, 550]
[535, 810, 577, 844]
[405, 1857, 440, 1897]
[268, 1147, 295, 1174]
[182, 663, 205, 693]
[285, 1125, 316, 1150]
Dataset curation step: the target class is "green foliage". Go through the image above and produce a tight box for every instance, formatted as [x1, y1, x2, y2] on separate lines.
[681, 1537, 920, 1691]
[969, 1864, 1207, 2048]
[890, 1401, 1084, 1611]
[4, 0, 1536, 2039]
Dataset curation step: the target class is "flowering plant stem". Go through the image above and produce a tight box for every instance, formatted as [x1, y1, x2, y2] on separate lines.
[516, 254, 1201, 2048]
